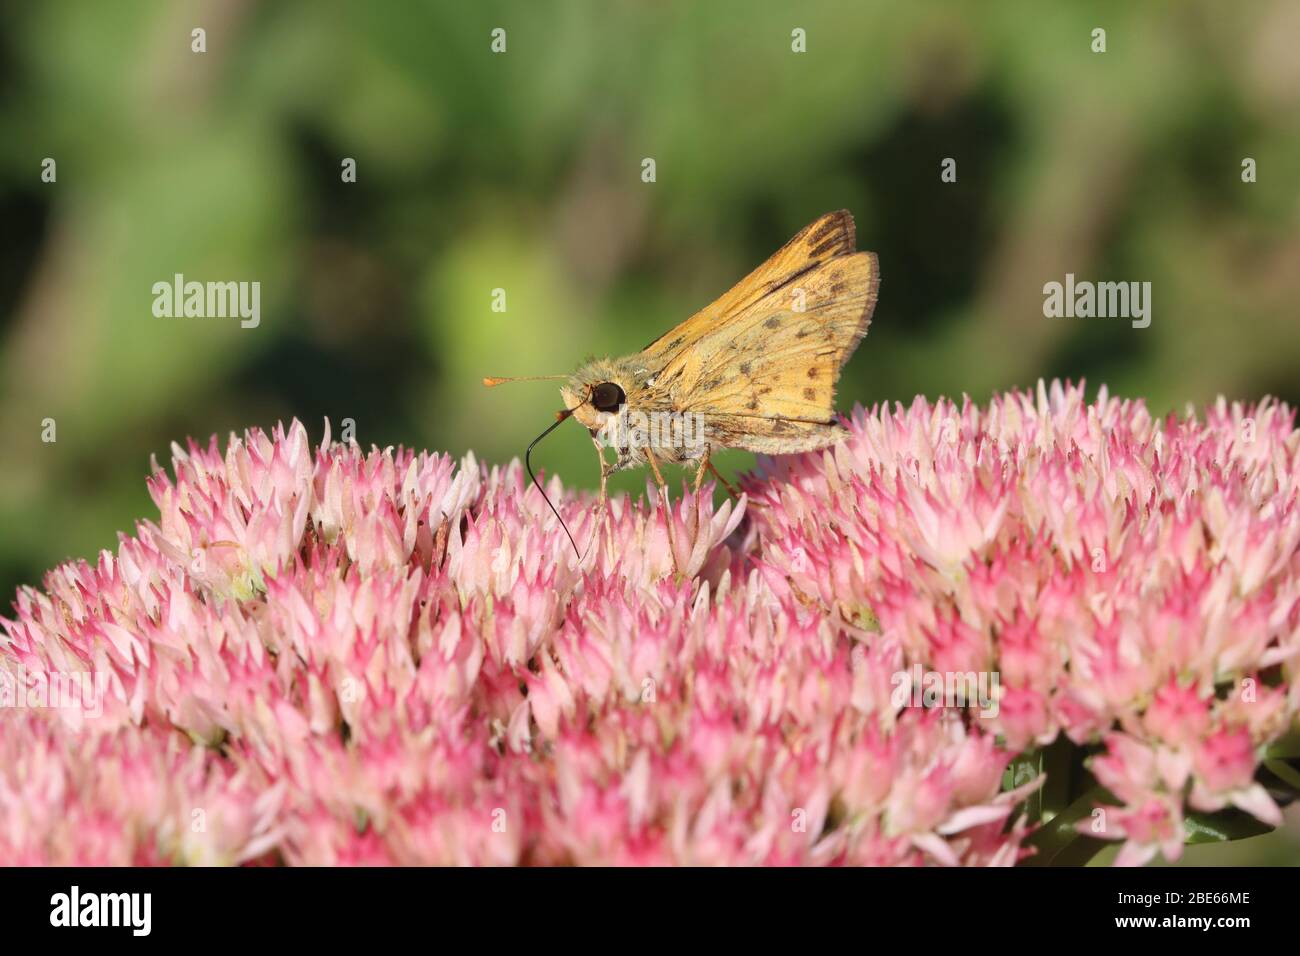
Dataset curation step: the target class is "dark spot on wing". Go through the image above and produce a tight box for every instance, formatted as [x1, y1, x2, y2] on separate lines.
[803, 387, 817, 401]
[738, 362, 752, 375]
[806, 367, 819, 378]
[764, 317, 782, 329]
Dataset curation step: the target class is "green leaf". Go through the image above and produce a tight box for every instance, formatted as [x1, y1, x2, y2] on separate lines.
[1262, 758, 1300, 792]
[1182, 808, 1274, 845]
[1264, 728, 1300, 760]
[1022, 784, 1116, 867]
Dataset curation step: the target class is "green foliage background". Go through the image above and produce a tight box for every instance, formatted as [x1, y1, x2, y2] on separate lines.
[1, 1, 1298, 862]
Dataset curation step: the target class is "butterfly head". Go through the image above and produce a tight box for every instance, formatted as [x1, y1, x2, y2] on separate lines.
[561, 358, 633, 433]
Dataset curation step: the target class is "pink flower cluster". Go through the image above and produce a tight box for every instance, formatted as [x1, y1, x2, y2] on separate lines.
[2, 381, 1297, 866]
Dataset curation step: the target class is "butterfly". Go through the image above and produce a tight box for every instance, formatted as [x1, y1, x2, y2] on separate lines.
[485, 209, 879, 561]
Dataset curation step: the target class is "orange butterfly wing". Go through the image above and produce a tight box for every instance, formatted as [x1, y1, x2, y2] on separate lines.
[636, 210, 878, 453]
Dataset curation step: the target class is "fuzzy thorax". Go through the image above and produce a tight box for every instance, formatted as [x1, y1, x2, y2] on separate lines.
[561, 357, 705, 470]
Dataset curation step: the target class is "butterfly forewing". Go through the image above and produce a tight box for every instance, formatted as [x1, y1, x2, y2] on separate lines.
[632, 211, 878, 455]
[638, 209, 861, 363]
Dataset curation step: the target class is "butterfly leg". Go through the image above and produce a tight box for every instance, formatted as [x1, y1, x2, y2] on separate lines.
[598, 457, 616, 554]
[693, 445, 711, 494]
[592, 436, 610, 510]
[581, 436, 613, 563]
[693, 444, 743, 500]
[644, 445, 683, 577]
[707, 459, 743, 500]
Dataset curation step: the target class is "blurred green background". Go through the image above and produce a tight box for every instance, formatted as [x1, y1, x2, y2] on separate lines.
[1, 1, 1299, 860]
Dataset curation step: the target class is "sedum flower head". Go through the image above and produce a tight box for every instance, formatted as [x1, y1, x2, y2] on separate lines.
[2, 381, 1298, 866]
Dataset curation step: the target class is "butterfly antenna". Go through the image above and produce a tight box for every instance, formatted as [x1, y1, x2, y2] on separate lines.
[525, 406, 582, 559]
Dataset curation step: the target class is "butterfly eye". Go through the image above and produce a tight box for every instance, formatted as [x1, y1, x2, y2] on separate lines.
[590, 382, 626, 412]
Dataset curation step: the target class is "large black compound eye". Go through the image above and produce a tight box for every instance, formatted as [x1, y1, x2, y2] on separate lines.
[590, 381, 626, 412]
